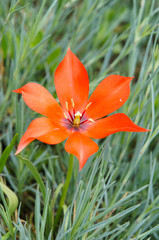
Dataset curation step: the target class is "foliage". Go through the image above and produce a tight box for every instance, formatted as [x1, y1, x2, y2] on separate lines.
[0, 0, 159, 239]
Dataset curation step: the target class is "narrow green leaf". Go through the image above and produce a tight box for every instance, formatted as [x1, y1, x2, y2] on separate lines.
[137, 224, 159, 239]
[0, 181, 18, 215]
[17, 155, 46, 200]
[53, 183, 63, 206]
[0, 134, 18, 174]
[35, 187, 41, 240]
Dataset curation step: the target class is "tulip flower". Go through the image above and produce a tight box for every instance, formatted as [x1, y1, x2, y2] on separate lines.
[13, 48, 149, 170]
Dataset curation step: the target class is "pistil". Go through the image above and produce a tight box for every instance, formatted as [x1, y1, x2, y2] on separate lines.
[73, 111, 82, 126]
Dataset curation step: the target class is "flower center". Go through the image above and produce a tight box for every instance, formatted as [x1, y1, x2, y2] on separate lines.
[62, 99, 94, 131]
[73, 111, 82, 126]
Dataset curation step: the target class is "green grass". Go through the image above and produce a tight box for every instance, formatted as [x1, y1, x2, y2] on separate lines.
[0, 0, 159, 239]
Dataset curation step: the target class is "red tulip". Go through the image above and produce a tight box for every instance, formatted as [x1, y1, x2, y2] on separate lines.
[13, 48, 149, 170]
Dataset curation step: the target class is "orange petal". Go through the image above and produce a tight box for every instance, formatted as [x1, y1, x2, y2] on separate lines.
[54, 48, 89, 113]
[65, 132, 98, 170]
[85, 113, 150, 139]
[86, 75, 133, 120]
[13, 82, 64, 121]
[15, 117, 69, 155]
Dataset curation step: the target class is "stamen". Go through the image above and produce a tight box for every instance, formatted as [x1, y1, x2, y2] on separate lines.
[80, 118, 94, 125]
[85, 102, 92, 110]
[63, 112, 68, 119]
[71, 98, 75, 108]
[88, 118, 94, 122]
[68, 111, 74, 121]
[82, 102, 92, 117]
[80, 119, 88, 125]
[65, 101, 69, 110]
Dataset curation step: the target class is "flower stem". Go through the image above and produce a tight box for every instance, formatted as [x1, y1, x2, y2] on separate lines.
[53, 154, 74, 232]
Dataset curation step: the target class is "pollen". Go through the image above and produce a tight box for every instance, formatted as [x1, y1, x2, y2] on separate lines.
[85, 102, 92, 110]
[73, 111, 82, 126]
[75, 111, 82, 117]
[71, 98, 75, 108]
[63, 112, 68, 119]
[65, 101, 69, 110]
[88, 118, 94, 122]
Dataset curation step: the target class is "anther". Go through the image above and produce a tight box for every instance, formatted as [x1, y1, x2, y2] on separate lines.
[88, 118, 94, 122]
[85, 102, 92, 110]
[71, 98, 75, 108]
[65, 101, 69, 110]
[63, 112, 68, 119]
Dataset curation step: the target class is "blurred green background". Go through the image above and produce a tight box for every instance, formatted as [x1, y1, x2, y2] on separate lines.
[0, 0, 159, 239]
